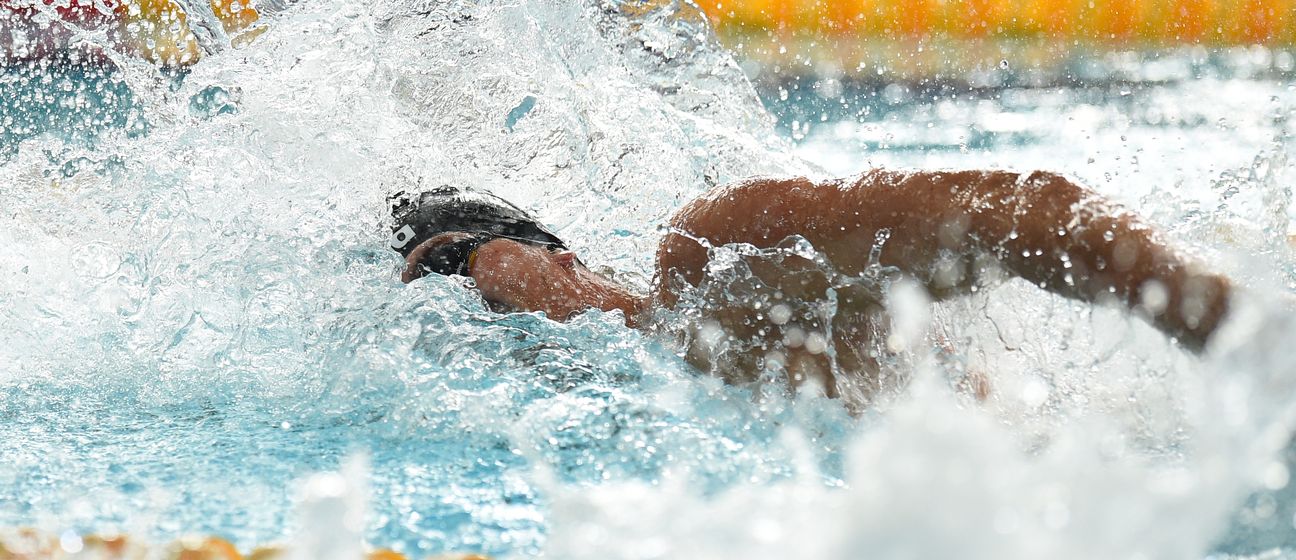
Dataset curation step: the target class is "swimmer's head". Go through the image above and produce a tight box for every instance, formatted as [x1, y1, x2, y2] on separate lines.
[389, 187, 635, 321]
[388, 186, 568, 259]
[389, 185, 572, 281]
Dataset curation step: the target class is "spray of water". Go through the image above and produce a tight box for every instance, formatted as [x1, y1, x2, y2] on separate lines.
[3, 0, 1296, 558]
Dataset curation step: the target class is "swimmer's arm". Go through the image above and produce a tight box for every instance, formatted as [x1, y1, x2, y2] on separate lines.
[657, 172, 1229, 350]
[831, 170, 1230, 351]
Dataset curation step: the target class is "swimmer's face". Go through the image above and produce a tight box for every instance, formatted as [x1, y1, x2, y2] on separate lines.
[403, 233, 594, 319]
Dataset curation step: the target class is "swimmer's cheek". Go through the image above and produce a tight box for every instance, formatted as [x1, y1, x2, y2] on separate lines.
[471, 241, 559, 315]
[470, 244, 527, 309]
[476, 274, 571, 319]
[470, 240, 587, 320]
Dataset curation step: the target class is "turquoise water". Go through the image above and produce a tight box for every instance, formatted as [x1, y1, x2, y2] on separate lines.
[1, 58, 137, 151]
[5, 2, 1296, 559]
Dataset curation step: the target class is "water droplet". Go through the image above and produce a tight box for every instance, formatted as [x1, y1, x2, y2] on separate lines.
[59, 532, 83, 554]
[769, 304, 792, 325]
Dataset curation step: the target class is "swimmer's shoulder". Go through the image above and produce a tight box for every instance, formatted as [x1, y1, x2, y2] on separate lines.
[697, 171, 911, 203]
[679, 175, 825, 216]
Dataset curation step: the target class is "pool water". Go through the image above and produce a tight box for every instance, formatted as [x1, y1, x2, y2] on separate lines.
[4, 1, 1296, 559]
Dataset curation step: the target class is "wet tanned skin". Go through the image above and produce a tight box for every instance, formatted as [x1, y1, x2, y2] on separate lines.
[407, 171, 1231, 399]
[655, 171, 1229, 352]
[404, 233, 645, 323]
[645, 172, 1222, 397]
[471, 239, 646, 323]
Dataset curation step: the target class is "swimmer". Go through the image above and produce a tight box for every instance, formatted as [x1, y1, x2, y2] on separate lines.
[389, 171, 1231, 402]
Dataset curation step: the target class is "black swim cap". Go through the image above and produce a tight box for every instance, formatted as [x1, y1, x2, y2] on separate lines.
[388, 186, 568, 259]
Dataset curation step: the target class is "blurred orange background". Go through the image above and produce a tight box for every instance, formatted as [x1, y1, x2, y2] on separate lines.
[4, 0, 1291, 68]
[695, 0, 1293, 45]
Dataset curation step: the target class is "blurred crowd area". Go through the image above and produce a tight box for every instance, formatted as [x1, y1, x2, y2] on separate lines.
[0, 0, 260, 67]
[1, 0, 1292, 80]
[696, 0, 1296, 81]
[699, 0, 1291, 44]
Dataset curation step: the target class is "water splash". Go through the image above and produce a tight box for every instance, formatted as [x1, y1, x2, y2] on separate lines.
[169, 0, 231, 56]
[3, 0, 1296, 558]
[291, 455, 369, 560]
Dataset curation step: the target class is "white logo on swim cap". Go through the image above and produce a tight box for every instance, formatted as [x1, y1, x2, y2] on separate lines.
[391, 225, 416, 250]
